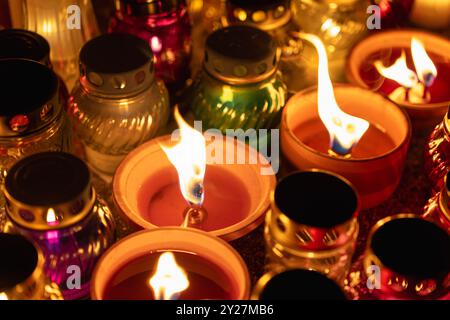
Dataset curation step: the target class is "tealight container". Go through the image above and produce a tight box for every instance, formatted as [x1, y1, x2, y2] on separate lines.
[222, 0, 305, 93]
[113, 134, 275, 241]
[1, 152, 116, 300]
[185, 25, 287, 151]
[91, 228, 250, 300]
[422, 170, 450, 233]
[252, 269, 347, 300]
[424, 109, 450, 192]
[347, 30, 450, 130]
[109, 0, 192, 92]
[68, 33, 169, 177]
[362, 214, 450, 300]
[0, 59, 72, 182]
[281, 84, 411, 209]
[264, 170, 359, 284]
[0, 233, 63, 300]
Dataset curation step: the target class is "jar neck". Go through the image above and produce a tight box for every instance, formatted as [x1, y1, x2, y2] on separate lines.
[116, 1, 187, 27]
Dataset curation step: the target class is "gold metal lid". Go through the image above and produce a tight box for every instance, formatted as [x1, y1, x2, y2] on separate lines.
[0, 59, 61, 137]
[267, 170, 359, 252]
[3, 152, 95, 231]
[364, 214, 450, 299]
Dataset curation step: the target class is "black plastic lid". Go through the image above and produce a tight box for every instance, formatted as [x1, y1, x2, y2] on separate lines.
[0, 29, 50, 64]
[259, 269, 346, 300]
[0, 59, 57, 117]
[371, 217, 450, 278]
[228, 0, 289, 10]
[80, 33, 152, 74]
[5, 152, 90, 206]
[0, 233, 38, 292]
[274, 171, 358, 228]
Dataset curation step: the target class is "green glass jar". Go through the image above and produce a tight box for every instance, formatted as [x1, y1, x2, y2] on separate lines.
[186, 25, 287, 151]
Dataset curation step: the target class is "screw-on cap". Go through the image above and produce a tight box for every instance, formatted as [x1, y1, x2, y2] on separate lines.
[4, 152, 95, 231]
[0, 29, 50, 66]
[204, 25, 279, 85]
[118, 0, 184, 16]
[0, 59, 60, 137]
[79, 33, 155, 96]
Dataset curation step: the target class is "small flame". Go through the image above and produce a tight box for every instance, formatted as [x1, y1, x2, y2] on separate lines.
[149, 252, 189, 300]
[0, 292, 8, 300]
[299, 33, 369, 155]
[46, 208, 58, 226]
[411, 37, 437, 87]
[374, 51, 418, 89]
[161, 107, 206, 207]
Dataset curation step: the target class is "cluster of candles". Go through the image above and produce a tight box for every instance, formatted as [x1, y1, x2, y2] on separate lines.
[0, 0, 450, 300]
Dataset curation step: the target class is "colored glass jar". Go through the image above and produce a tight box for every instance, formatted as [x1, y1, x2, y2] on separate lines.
[1, 152, 116, 300]
[109, 0, 192, 93]
[423, 171, 450, 233]
[186, 25, 287, 151]
[0, 59, 72, 182]
[264, 170, 359, 284]
[0, 233, 63, 300]
[68, 34, 169, 177]
[223, 0, 307, 93]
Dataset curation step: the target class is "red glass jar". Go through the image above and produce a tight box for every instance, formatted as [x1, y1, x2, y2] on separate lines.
[423, 171, 450, 233]
[424, 108, 450, 192]
[109, 0, 192, 93]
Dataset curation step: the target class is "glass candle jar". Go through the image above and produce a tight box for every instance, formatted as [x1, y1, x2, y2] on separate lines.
[423, 171, 450, 233]
[264, 170, 359, 284]
[1, 152, 116, 300]
[185, 25, 287, 151]
[68, 33, 169, 177]
[0, 59, 72, 183]
[0, 233, 63, 300]
[362, 215, 450, 300]
[252, 268, 347, 300]
[109, 0, 192, 93]
[222, 0, 307, 93]
[424, 109, 450, 192]
[291, 0, 368, 84]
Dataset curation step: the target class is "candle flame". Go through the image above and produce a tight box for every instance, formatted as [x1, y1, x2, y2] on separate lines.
[411, 37, 437, 87]
[161, 107, 206, 207]
[46, 208, 58, 226]
[0, 293, 8, 300]
[299, 33, 369, 155]
[149, 252, 189, 300]
[374, 51, 418, 88]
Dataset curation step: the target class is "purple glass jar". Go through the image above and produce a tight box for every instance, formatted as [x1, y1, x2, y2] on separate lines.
[2, 152, 116, 300]
[109, 0, 192, 92]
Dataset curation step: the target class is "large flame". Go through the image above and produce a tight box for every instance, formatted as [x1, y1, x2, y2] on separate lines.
[161, 107, 206, 207]
[299, 33, 369, 155]
[0, 293, 8, 300]
[411, 37, 437, 87]
[46, 208, 58, 226]
[374, 51, 418, 89]
[149, 252, 189, 300]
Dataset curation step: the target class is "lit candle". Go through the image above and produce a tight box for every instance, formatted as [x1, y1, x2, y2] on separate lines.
[409, 0, 450, 29]
[347, 30, 450, 130]
[113, 109, 275, 241]
[91, 228, 250, 300]
[282, 33, 411, 209]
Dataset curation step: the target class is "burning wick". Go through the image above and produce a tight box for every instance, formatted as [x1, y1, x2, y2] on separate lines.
[292, 32, 369, 157]
[161, 107, 208, 228]
[374, 37, 437, 104]
[149, 252, 189, 300]
[46, 208, 59, 226]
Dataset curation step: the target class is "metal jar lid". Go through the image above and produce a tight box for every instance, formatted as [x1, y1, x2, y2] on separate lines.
[0, 59, 60, 138]
[226, 0, 292, 31]
[267, 170, 359, 251]
[252, 269, 347, 300]
[79, 33, 155, 96]
[365, 214, 450, 299]
[0, 29, 51, 66]
[3, 152, 95, 231]
[204, 25, 280, 85]
[117, 0, 184, 16]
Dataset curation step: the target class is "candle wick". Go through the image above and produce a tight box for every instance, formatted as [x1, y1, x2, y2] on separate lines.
[405, 88, 410, 103]
[181, 206, 208, 229]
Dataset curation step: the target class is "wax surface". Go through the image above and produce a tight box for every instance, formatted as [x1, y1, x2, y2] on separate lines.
[294, 120, 396, 159]
[103, 251, 235, 300]
[360, 48, 450, 103]
[138, 166, 251, 231]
